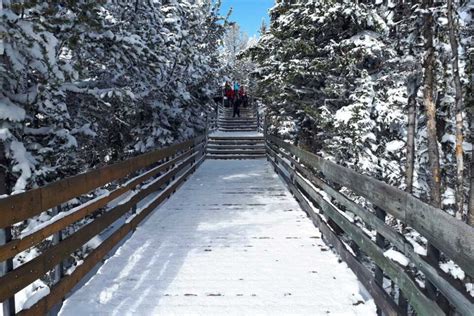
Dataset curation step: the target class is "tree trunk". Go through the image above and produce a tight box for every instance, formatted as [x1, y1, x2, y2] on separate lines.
[406, 75, 420, 193]
[422, 0, 444, 303]
[423, 0, 441, 207]
[447, 0, 465, 220]
[469, 114, 474, 225]
[468, 50, 474, 226]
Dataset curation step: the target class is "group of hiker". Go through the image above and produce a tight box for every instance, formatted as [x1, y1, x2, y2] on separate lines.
[223, 81, 248, 117]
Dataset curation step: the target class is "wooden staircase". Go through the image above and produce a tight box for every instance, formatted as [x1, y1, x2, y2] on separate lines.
[207, 136, 265, 159]
[207, 105, 265, 159]
[217, 106, 258, 132]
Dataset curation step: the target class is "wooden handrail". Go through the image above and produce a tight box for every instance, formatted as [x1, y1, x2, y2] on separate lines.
[0, 134, 207, 315]
[19, 154, 206, 316]
[266, 135, 474, 315]
[0, 148, 195, 262]
[0, 136, 205, 228]
[267, 135, 474, 277]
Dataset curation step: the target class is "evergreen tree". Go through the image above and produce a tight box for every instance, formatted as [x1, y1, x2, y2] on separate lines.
[0, 0, 227, 297]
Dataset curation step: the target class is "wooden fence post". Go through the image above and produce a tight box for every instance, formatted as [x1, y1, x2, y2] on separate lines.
[0, 141, 15, 316]
[165, 156, 171, 186]
[264, 116, 270, 163]
[52, 205, 64, 284]
[49, 204, 64, 314]
[374, 207, 386, 316]
[398, 289, 408, 316]
[0, 227, 15, 316]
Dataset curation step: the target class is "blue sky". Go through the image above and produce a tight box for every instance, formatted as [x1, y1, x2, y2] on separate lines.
[219, 0, 274, 37]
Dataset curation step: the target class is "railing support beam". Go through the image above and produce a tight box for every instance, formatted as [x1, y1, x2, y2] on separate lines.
[0, 141, 15, 316]
[1, 227, 15, 316]
[374, 207, 386, 316]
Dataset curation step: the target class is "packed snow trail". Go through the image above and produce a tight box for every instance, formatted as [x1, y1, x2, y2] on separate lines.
[60, 160, 375, 315]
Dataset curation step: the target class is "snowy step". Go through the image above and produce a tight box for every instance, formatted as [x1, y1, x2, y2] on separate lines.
[209, 137, 264, 142]
[220, 117, 257, 120]
[219, 129, 258, 132]
[218, 121, 257, 125]
[221, 112, 256, 115]
[218, 126, 258, 130]
[219, 121, 257, 125]
[209, 140, 264, 144]
[206, 154, 266, 160]
[207, 149, 266, 155]
[208, 138, 263, 142]
[207, 144, 265, 150]
[219, 119, 256, 122]
[218, 119, 257, 123]
[207, 132, 265, 159]
[209, 139, 265, 146]
[220, 118, 256, 121]
[221, 112, 255, 115]
[208, 141, 265, 147]
[222, 108, 255, 112]
[222, 109, 254, 112]
[218, 124, 257, 127]
[221, 111, 256, 115]
[218, 124, 258, 127]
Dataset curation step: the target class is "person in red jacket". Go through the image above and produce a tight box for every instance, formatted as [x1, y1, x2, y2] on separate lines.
[239, 85, 248, 107]
[224, 81, 233, 107]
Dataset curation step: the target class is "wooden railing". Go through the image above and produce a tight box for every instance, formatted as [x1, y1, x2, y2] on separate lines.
[266, 135, 474, 316]
[0, 134, 207, 315]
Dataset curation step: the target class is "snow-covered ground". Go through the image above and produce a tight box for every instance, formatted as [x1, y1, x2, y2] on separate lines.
[60, 160, 375, 315]
[210, 131, 263, 137]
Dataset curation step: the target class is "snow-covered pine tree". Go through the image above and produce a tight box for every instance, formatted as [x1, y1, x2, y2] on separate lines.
[247, 0, 471, 214]
[247, 0, 408, 185]
[0, 0, 227, 301]
[1, 2, 77, 192]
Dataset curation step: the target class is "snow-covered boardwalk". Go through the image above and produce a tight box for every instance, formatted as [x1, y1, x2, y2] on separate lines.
[60, 160, 375, 315]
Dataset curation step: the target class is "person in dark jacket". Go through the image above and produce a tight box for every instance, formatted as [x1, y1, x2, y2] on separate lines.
[233, 93, 240, 117]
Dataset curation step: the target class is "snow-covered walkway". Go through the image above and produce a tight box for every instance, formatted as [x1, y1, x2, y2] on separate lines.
[60, 160, 375, 315]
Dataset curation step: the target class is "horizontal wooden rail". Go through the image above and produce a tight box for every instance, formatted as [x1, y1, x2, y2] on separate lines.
[0, 148, 195, 262]
[272, 143, 473, 314]
[268, 135, 474, 277]
[0, 134, 207, 315]
[266, 135, 474, 315]
[0, 135, 205, 229]
[19, 154, 206, 316]
[266, 145, 401, 316]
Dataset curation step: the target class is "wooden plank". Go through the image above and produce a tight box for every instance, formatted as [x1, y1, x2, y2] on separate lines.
[17, 158, 200, 316]
[0, 139, 197, 228]
[0, 149, 195, 262]
[267, 152, 401, 316]
[0, 153, 197, 303]
[268, 136, 474, 277]
[374, 206, 387, 316]
[0, 140, 15, 316]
